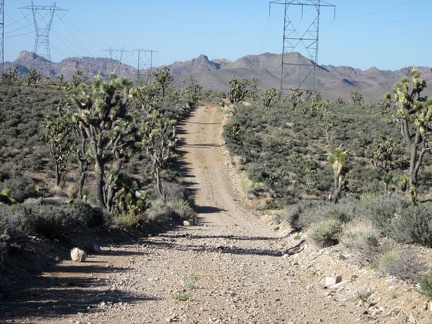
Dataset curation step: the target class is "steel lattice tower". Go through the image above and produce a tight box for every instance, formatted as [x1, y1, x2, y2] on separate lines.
[0, 0, 4, 72]
[20, 1, 67, 61]
[133, 49, 158, 84]
[270, 0, 335, 94]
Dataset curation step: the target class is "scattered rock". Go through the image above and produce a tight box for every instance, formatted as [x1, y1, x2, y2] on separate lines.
[325, 276, 342, 287]
[183, 220, 192, 226]
[330, 280, 351, 290]
[70, 247, 87, 262]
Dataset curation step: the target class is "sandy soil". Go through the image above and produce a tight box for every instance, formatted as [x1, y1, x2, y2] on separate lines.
[2, 104, 432, 323]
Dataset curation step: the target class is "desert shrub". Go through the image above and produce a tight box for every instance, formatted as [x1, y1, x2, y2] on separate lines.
[162, 181, 194, 206]
[145, 199, 177, 224]
[353, 194, 410, 232]
[0, 204, 27, 237]
[112, 212, 142, 228]
[339, 218, 381, 264]
[388, 203, 432, 247]
[0, 176, 38, 203]
[295, 201, 352, 229]
[167, 199, 196, 221]
[64, 200, 106, 228]
[307, 219, 342, 248]
[373, 246, 426, 282]
[417, 271, 432, 300]
[0, 200, 105, 240]
[280, 201, 321, 230]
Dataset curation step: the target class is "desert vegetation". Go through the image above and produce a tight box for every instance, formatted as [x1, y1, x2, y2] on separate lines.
[223, 71, 432, 286]
[2, 63, 432, 301]
[0, 67, 201, 254]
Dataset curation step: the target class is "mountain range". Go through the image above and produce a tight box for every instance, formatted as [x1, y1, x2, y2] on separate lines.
[5, 50, 432, 101]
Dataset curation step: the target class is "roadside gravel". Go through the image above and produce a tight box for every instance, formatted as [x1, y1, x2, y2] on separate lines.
[4, 104, 432, 324]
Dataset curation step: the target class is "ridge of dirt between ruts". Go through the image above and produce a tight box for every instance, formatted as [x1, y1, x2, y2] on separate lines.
[1, 104, 432, 323]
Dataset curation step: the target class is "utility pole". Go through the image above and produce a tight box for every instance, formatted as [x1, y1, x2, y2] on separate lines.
[20, 1, 68, 62]
[0, 0, 4, 73]
[133, 49, 158, 84]
[269, 0, 335, 95]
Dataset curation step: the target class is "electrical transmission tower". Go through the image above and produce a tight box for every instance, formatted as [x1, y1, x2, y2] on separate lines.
[133, 49, 158, 84]
[102, 47, 128, 62]
[20, 1, 68, 61]
[0, 0, 4, 73]
[270, 0, 335, 95]
[102, 47, 132, 73]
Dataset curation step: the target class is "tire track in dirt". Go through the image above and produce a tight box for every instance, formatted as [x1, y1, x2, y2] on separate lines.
[6, 104, 408, 323]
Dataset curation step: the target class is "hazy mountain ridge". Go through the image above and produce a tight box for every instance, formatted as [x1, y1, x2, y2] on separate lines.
[5, 50, 432, 101]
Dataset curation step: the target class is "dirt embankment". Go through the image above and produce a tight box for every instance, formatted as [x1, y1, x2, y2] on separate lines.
[1, 104, 431, 323]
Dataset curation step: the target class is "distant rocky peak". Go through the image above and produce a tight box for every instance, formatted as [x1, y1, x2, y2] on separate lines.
[17, 50, 49, 62]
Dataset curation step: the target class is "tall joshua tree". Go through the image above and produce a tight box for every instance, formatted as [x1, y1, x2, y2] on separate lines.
[385, 69, 432, 203]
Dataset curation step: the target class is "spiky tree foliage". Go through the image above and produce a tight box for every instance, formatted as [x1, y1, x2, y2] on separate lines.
[152, 66, 173, 98]
[182, 75, 202, 107]
[67, 73, 140, 213]
[329, 147, 349, 203]
[385, 69, 432, 203]
[1, 66, 19, 86]
[261, 88, 280, 108]
[367, 136, 403, 193]
[133, 69, 177, 199]
[228, 77, 250, 104]
[25, 68, 42, 86]
[43, 103, 75, 187]
[350, 90, 364, 108]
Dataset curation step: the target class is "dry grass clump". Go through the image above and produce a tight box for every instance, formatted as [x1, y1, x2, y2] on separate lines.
[373, 245, 426, 282]
[339, 218, 381, 265]
[307, 219, 342, 248]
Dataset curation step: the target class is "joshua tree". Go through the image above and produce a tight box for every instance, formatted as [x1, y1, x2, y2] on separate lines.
[384, 69, 432, 203]
[329, 147, 348, 203]
[67, 73, 139, 212]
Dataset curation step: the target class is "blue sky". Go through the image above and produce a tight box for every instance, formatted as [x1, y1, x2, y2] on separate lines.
[4, 0, 431, 71]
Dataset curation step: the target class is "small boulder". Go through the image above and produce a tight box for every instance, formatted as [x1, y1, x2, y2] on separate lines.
[325, 275, 342, 287]
[71, 247, 87, 262]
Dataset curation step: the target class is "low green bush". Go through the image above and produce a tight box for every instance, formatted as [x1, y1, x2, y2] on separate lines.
[145, 199, 177, 224]
[307, 219, 342, 247]
[0, 176, 38, 203]
[0, 200, 105, 240]
[417, 271, 432, 300]
[373, 246, 426, 282]
[388, 203, 432, 247]
[113, 212, 142, 229]
[339, 218, 381, 265]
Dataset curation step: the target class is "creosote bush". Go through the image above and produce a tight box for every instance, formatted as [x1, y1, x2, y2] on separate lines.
[339, 218, 381, 265]
[388, 203, 432, 247]
[0, 200, 105, 240]
[307, 219, 342, 248]
[373, 246, 426, 282]
[112, 212, 142, 229]
[417, 271, 432, 300]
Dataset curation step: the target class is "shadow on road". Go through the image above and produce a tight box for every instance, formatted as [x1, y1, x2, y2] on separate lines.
[195, 205, 226, 214]
[0, 248, 155, 321]
[146, 231, 292, 258]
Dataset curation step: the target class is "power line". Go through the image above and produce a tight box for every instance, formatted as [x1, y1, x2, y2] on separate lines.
[133, 49, 158, 84]
[19, 1, 68, 61]
[269, 0, 336, 94]
[337, 0, 420, 21]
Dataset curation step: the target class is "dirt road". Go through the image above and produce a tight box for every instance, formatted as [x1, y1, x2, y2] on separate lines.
[3, 105, 429, 323]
